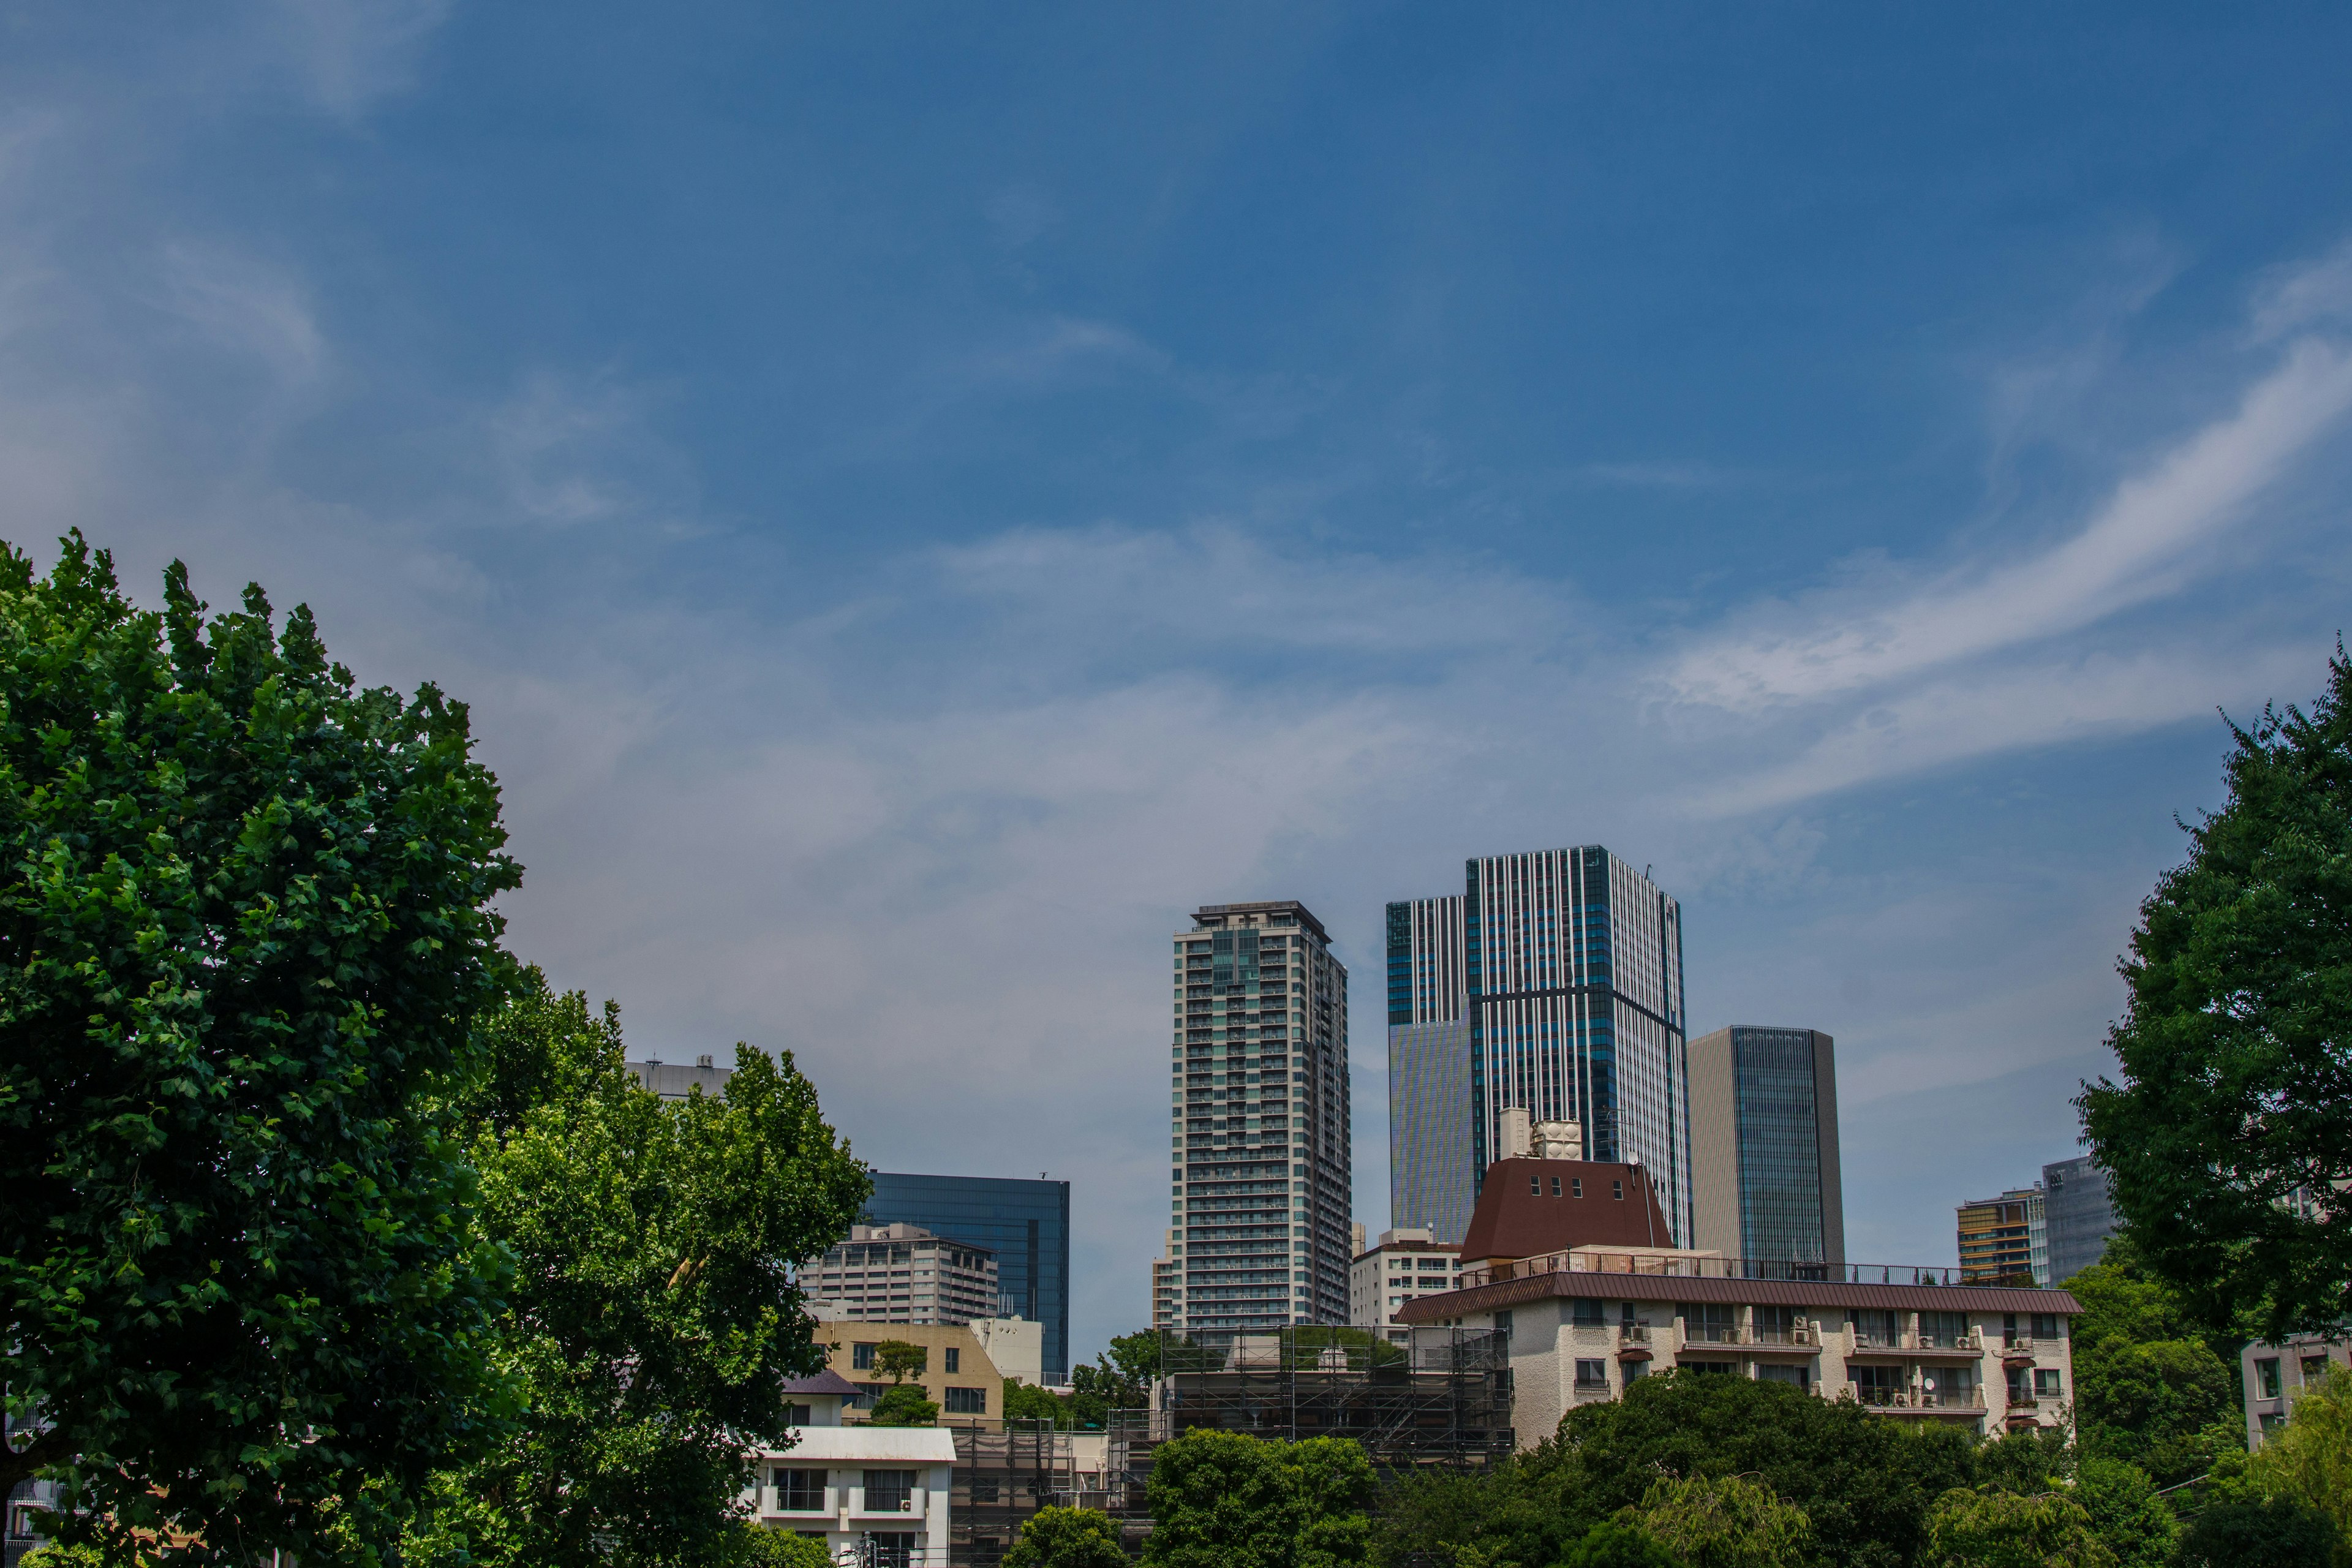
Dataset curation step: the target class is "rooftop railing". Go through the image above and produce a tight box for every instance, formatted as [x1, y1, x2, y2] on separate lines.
[1454, 1253, 1977, 1291]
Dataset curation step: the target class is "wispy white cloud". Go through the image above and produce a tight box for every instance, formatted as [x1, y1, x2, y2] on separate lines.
[253, 0, 454, 118]
[156, 241, 325, 385]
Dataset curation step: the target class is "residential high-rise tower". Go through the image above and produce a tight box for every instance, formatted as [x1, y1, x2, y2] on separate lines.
[1688, 1026, 1845, 1268]
[1387, 848, 1692, 1247]
[1158, 900, 1352, 1331]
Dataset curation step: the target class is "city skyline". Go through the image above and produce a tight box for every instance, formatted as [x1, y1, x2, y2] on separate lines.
[10, 6, 2350, 1370]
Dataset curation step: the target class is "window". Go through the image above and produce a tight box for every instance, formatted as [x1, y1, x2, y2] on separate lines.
[944, 1348, 960, 1373]
[1854, 1309, 1899, 1347]
[945, 1386, 987, 1414]
[1529, 1174, 1541, 1195]
[847, 1385, 878, 1409]
[1494, 1311, 1513, 1338]
[2301, 1356, 2329, 1385]
[785, 1403, 812, 1426]
[1572, 1178, 1583, 1197]
[1574, 1359, 1609, 1387]
[1919, 1311, 1969, 1347]
[1687, 1360, 1737, 1376]
[867, 1532, 918, 1568]
[1757, 1363, 1806, 1387]
[865, 1471, 917, 1513]
[1753, 1305, 1798, 1343]
[1550, 1176, 1562, 1196]
[2032, 1314, 2060, 1340]
[1572, 1297, 1604, 1325]
[2034, 1369, 2061, 1397]
[2258, 1359, 2282, 1398]
[774, 1469, 826, 1512]
[853, 1343, 878, 1371]
[1612, 1180, 1624, 1200]
[970, 1477, 1000, 1503]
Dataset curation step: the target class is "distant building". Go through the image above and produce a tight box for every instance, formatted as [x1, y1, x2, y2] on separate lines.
[1388, 848, 1691, 1246]
[2242, 1333, 2351, 1447]
[865, 1172, 1071, 1383]
[803, 1223, 1003, 1326]
[627, 1054, 733, 1100]
[1166, 900, 1353, 1332]
[1351, 1227, 1466, 1327]
[1688, 1027, 1845, 1268]
[2041, 1155, 2117, 1283]
[806, 1314, 1017, 1424]
[1958, 1186, 2048, 1286]
[1388, 895, 1475, 1245]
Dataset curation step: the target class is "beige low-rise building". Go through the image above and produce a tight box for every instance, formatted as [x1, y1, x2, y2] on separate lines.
[2242, 1332, 2350, 1446]
[809, 1314, 1013, 1425]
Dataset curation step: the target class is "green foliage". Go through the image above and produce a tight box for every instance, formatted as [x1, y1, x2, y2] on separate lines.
[1557, 1520, 1683, 1568]
[874, 1340, 929, 1384]
[1629, 1472, 1811, 1567]
[17, 1545, 104, 1568]
[868, 1384, 941, 1427]
[2250, 1365, 2352, 1551]
[2174, 1498, 2342, 1567]
[1924, 1488, 2114, 1568]
[2079, 649, 2352, 1340]
[1972, 1427, 2073, 1496]
[1377, 1370, 1977, 1568]
[1003, 1506, 1129, 1568]
[1003, 1378, 1068, 1424]
[407, 975, 871, 1568]
[2072, 1458, 2179, 1568]
[2064, 1254, 2244, 1485]
[1145, 1430, 1373, 1568]
[0, 538, 519, 1564]
[1005, 1329, 1161, 1428]
[731, 1524, 834, 1568]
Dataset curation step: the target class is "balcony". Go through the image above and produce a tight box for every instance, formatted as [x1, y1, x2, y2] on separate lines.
[1616, 1324, 1654, 1363]
[1845, 1384, 1986, 1415]
[1749, 1325, 1817, 1348]
[1907, 1330, 1985, 1354]
[1681, 1324, 1743, 1346]
[2000, 1338, 2041, 1366]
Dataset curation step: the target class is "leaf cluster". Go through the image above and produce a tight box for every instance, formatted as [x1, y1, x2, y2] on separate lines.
[1144, 1430, 1373, 1568]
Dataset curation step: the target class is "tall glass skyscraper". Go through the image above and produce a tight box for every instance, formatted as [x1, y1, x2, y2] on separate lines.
[1687, 1026, 1845, 1267]
[1157, 900, 1352, 1332]
[1387, 847, 1692, 1248]
[864, 1172, 1072, 1382]
[2041, 1154, 2117, 1283]
[1387, 896, 1472, 1244]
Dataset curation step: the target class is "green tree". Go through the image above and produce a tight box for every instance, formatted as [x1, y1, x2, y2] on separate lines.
[2250, 1365, 2352, 1549]
[407, 976, 870, 1568]
[1631, 1473, 1810, 1567]
[868, 1385, 941, 1427]
[2072, 1458, 2179, 1568]
[2174, 1498, 2341, 1567]
[2079, 649, 2352, 1340]
[731, 1523, 834, 1568]
[1924, 1488, 2115, 1568]
[0, 539, 518, 1564]
[1003, 1506, 1129, 1568]
[1558, 1520, 1683, 1568]
[1003, 1378, 1068, 1425]
[2064, 1254, 2242, 1485]
[1145, 1430, 1302, 1568]
[1286, 1436, 1377, 1568]
[874, 1340, 929, 1384]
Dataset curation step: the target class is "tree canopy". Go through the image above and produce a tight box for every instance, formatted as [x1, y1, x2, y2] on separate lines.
[1631, 1472, 1811, 1568]
[0, 538, 519, 1564]
[1003, 1506, 1129, 1568]
[2080, 647, 2352, 1339]
[405, 976, 870, 1568]
[2063, 1248, 2245, 1487]
[1924, 1487, 2115, 1568]
[1144, 1430, 1374, 1568]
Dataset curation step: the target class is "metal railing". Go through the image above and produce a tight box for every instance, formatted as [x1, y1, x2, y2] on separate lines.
[1456, 1253, 1973, 1289]
[1846, 1384, 1986, 1411]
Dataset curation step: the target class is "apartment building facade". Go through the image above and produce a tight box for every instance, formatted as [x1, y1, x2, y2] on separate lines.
[744, 1369, 957, 1567]
[1688, 1027, 1845, 1268]
[804, 1223, 1005, 1326]
[2242, 1333, 2351, 1446]
[1161, 900, 1353, 1330]
[1350, 1228, 1467, 1327]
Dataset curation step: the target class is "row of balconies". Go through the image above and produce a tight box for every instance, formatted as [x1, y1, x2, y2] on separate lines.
[1606, 1324, 2060, 1359]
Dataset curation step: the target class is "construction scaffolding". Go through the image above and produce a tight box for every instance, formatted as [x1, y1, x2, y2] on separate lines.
[1105, 1324, 1513, 1504]
[947, 1420, 1128, 1567]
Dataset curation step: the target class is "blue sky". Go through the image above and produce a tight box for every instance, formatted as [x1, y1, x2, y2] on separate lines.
[8, 2, 2352, 1365]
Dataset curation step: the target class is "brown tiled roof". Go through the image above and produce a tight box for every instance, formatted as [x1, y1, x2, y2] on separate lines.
[1396, 1271, 2081, 1323]
[1457, 1158, 1673, 1261]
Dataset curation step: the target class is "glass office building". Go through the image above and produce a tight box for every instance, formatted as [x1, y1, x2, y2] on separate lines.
[864, 1172, 1072, 1383]
[1687, 1026, 1845, 1267]
[2041, 1154, 2117, 1284]
[1387, 895, 1473, 1245]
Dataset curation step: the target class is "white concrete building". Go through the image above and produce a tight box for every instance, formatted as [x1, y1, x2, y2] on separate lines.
[2242, 1332, 2350, 1446]
[1350, 1228, 1466, 1327]
[743, 1369, 956, 1567]
[802, 1223, 1004, 1326]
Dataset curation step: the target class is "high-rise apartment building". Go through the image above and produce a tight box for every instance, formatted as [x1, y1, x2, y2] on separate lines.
[1387, 848, 1691, 1247]
[800, 1223, 1003, 1324]
[1687, 1027, 1845, 1267]
[1958, 1186, 2049, 1285]
[2041, 1155, 2117, 1284]
[1348, 1227, 1465, 1327]
[864, 1172, 1071, 1382]
[1388, 895, 1473, 1244]
[1160, 900, 1352, 1332]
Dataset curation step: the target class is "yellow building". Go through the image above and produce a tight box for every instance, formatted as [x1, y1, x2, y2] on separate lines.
[1956, 1187, 2047, 1285]
[811, 1316, 1010, 1427]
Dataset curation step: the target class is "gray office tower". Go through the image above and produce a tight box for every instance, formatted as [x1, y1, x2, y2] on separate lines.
[1687, 1027, 1845, 1268]
[864, 1172, 1072, 1382]
[1388, 896, 1472, 1244]
[1387, 847, 1692, 1247]
[2041, 1154, 2118, 1284]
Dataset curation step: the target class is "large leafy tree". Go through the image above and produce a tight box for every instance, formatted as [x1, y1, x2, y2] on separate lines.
[2079, 649, 2352, 1339]
[1002, 1506, 1128, 1568]
[1924, 1488, 2115, 1568]
[1630, 1473, 1811, 1568]
[2064, 1254, 2242, 1486]
[0, 539, 518, 1562]
[2248, 1365, 2352, 1550]
[408, 976, 870, 1568]
[1144, 1431, 1373, 1568]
